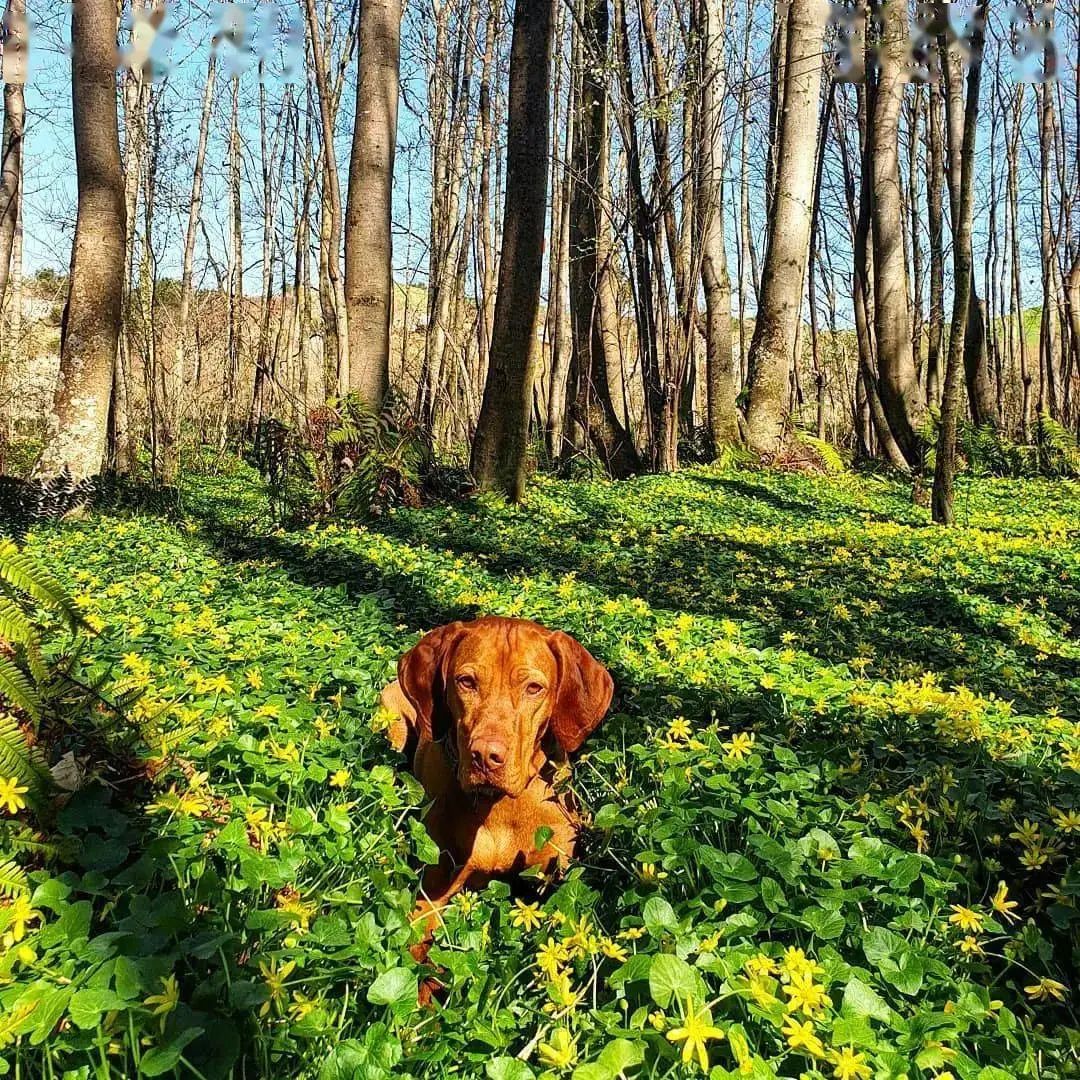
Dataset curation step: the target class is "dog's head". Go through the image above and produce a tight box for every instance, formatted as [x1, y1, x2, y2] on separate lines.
[397, 617, 613, 797]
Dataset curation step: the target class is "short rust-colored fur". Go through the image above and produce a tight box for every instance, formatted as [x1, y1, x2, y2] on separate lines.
[380, 616, 613, 955]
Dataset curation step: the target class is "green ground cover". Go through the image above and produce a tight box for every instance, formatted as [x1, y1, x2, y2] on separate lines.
[2, 460, 1079, 1078]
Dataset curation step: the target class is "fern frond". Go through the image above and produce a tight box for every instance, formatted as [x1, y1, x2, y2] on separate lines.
[0, 823, 59, 860]
[0, 658, 42, 723]
[0, 599, 37, 649]
[0, 712, 48, 791]
[799, 435, 845, 474]
[0, 857, 29, 898]
[0, 540, 80, 631]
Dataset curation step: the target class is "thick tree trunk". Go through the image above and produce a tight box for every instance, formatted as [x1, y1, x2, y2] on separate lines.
[744, 0, 827, 455]
[567, 0, 640, 478]
[34, 0, 125, 485]
[345, 0, 402, 406]
[869, 0, 925, 469]
[471, 0, 556, 499]
[698, 0, 739, 449]
[933, 2, 986, 524]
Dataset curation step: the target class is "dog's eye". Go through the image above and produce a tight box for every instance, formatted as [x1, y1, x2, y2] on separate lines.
[456, 674, 477, 692]
[525, 682, 545, 696]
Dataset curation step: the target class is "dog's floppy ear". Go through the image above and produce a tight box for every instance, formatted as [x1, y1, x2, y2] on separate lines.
[398, 622, 467, 741]
[547, 631, 614, 754]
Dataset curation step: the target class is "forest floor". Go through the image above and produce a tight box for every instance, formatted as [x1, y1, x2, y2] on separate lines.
[5, 460, 1080, 1078]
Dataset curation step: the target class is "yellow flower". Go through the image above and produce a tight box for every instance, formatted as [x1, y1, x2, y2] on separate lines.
[956, 935, 985, 958]
[782, 1016, 824, 1058]
[745, 953, 777, 979]
[638, 861, 668, 883]
[536, 937, 569, 977]
[990, 881, 1020, 924]
[746, 974, 779, 1008]
[511, 900, 544, 932]
[289, 991, 318, 1021]
[1025, 978, 1067, 1003]
[780, 947, 823, 982]
[329, 769, 351, 789]
[546, 968, 582, 1010]
[1051, 808, 1080, 833]
[258, 958, 296, 1017]
[782, 970, 830, 1016]
[648, 1010, 667, 1030]
[947, 905, 984, 933]
[245, 669, 264, 690]
[0, 777, 29, 815]
[143, 974, 180, 1031]
[666, 996, 725, 1072]
[600, 937, 629, 962]
[666, 716, 692, 742]
[537, 1028, 577, 1070]
[1009, 819, 1042, 846]
[275, 891, 316, 932]
[4, 895, 41, 943]
[722, 732, 755, 761]
[831, 1046, 872, 1080]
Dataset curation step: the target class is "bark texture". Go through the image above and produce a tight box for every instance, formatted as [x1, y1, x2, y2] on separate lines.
[34, 0, 126, 485]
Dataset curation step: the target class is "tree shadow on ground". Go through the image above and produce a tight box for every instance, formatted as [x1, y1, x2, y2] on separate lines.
[338, 479, 1080, 719]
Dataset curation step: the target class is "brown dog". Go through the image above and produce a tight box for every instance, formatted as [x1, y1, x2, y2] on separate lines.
[380, 617, 613, 945]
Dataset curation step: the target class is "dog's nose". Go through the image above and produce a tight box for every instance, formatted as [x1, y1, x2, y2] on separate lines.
[471, 740, 507, 772]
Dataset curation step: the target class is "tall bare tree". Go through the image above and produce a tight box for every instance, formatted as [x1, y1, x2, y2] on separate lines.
[567, 0, 639, 477]
[933, 1, 987, 523]
[345, 0, 403, 406]
[0, 0, 25, 312]
[471, 0, 556, 498]
[698, 0, 739, 449]
[34, 0, 126, 486]
[744, 0, 828, 454]
[868, 0, 925, 469]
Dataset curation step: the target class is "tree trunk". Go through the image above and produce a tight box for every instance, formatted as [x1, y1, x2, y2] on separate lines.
[698, 0, 739, 449]
[34, 0, 125, 485]
[744, 0, 827, 455]
[869, 0, 925, 469]
[471, 0, 555, 499]
[567, 0, 640, 478]
[933, 1, 986, 524]
[0, 0, 25, 310]
[164, 52, 216, 485]
[344, 0, 402, 406]
[304, 0, 350, 393]
[926, 77, 945, 406]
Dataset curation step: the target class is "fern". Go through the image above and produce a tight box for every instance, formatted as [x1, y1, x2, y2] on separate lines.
[799, 434, 846, 475]
[0, 539, 80, 631]
[0, 857, 29, 898]
[0, 713, 48, 792]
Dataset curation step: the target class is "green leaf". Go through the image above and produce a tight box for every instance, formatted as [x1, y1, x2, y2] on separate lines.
[841, 977, 891, 1023]
[648, 953, 697, 1009]
[597, 1038, 645, 1075]
[643, 896, 677, 936]
[534, 825, 554, 851]
[367, 966, 417, 1007]
[138, 1028, 203, 1076]
[803, 906, 845, 940]
[487, 1058, 535, 1080]
[407, 817, 441, 865]
[69, 987, 126, 1030]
